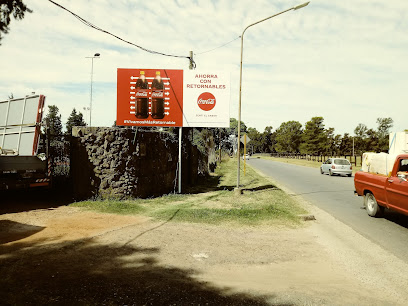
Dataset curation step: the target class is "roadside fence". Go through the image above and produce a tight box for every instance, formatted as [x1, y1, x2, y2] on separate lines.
[269, 153, 362, 167]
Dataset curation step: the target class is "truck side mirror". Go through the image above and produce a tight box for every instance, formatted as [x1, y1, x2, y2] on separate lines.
[397, 172, 408, 182]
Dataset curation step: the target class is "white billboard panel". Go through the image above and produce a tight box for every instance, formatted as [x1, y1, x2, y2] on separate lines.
[182, 71, 230, 127]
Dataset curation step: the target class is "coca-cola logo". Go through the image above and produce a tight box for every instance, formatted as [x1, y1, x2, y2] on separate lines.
[152, 91, 164, 98]
[197, 92, 216, 111]
[136, 91, 148, 97]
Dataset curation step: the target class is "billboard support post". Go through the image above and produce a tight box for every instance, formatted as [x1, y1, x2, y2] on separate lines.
[178, 50, 194, 194]
[178, 126, 182, 194]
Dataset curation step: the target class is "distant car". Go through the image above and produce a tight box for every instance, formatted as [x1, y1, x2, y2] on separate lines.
[320, 158, 352, 177]
[243, 154, 250, 160]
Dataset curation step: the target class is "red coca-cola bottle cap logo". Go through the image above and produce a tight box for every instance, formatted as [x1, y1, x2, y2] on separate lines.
[197, 92, 216, 111]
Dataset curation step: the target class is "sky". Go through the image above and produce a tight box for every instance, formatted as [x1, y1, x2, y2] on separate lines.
[1, 0, 407, 136]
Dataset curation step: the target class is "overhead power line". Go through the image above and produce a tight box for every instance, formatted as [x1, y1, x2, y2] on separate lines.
[195, 36, 241, 55]
[47, 0, 196, 68]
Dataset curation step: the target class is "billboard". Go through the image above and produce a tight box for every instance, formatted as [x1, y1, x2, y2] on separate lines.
[117, 69, 230, 128]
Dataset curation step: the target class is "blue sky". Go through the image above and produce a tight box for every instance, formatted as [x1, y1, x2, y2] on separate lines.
[1, 0, 407, 135]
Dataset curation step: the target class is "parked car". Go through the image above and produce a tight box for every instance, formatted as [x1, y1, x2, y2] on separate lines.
[320, 158, 352, 177]
[242, 154, 250, 160]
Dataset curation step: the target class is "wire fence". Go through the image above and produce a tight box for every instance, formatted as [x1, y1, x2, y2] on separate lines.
[269, 153, 362, 167]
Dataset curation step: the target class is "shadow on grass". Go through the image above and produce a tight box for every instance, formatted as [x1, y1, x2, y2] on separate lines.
[0, 233, 290, 305]
[242, 185, 280, 192]
[186, 175, 281, 195]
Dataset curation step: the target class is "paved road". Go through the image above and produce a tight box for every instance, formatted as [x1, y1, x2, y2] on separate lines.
[248, 157, 408, 263]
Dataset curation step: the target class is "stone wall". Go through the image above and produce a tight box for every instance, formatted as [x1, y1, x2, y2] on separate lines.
[71, 127, 204, 199]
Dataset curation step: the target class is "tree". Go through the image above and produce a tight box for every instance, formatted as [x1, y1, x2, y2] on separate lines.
[339, 133, 353, 155]
[275, 121, 303, 153]
[260, 126, 276, 153]
[192, 128, 216, 162]
[365, 128, 379, 152]
[43, 105, 62, 136]
[299, 117, 328, 155]
[65, 108, 87, 135]
[0, 0, 32, 44]
[354, 123, 368, 155]
[333, 134, 343, 155]
[246, 127, 261, 153]
[228, 118, 247, 137]
[324, 127, 339, 155]
[376, 117, 393, 152]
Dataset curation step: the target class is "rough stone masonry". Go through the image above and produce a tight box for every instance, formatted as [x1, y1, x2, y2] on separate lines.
[71, 127, 204, 200]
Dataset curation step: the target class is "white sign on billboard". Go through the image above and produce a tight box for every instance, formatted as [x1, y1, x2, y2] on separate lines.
[182, 71, 230, 127]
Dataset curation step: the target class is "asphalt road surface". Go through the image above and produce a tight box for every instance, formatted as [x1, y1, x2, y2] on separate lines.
[248, 157, 408, 263]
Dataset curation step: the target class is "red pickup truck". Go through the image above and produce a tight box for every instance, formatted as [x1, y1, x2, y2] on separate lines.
[354, 154, 408, 217]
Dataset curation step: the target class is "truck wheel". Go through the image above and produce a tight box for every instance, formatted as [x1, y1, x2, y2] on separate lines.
[364, 192, 384, 217]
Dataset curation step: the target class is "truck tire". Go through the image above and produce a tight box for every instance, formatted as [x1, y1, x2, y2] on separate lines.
[364, 192, 384, 217]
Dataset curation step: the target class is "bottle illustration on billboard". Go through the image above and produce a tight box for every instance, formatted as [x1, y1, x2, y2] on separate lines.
[151, 71, 165, 119]
[135, 71, 149, 119]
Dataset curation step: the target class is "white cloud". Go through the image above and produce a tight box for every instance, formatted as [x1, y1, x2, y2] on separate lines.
[0, 0, 406, 134]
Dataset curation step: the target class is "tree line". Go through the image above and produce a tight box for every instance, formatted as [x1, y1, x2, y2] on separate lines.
[237, 116, 394, 156]
[44, 104, 396, 156]
[43, 105, 86, 136]
[193, 116, 396, 157]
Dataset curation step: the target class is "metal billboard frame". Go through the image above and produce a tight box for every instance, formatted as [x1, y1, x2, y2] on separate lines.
[0, 95, 46, 156]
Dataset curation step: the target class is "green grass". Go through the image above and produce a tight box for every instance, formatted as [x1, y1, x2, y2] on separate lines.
[71, 157, 308, 227]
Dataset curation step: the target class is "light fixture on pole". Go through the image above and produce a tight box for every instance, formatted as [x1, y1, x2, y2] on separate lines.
[236, 2, 310, 189]
[83, 106, 90, 126]
[85, 53, 100, 127]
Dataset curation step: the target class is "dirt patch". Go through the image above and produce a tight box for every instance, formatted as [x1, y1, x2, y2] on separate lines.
[1, 206, 408, 305]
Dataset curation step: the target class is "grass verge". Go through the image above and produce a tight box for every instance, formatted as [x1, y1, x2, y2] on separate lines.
[71, 157, 308, 227]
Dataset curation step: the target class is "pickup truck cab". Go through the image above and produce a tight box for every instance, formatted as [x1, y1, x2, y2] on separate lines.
[354, 154, 408, 217]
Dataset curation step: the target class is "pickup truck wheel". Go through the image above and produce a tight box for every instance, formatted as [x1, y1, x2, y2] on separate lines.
[320, 167, 324, 174]
[365, 192, 384, 217]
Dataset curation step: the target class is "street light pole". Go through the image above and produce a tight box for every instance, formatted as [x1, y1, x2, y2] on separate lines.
[236, 2, 310, 189]
[86, 53, 100, 127]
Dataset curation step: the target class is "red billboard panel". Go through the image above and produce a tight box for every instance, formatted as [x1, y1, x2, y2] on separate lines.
[117, 69, 183, 127]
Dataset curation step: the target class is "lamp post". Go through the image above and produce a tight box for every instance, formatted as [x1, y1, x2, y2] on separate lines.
[86, 53, 100, 127]
[83, 106, 90, 125]
[236, 2, 310, 189]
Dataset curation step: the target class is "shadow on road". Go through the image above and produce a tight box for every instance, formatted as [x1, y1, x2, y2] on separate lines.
[0, 234, 288, 305]
[0, 220, 45, 244]
[383, 209, 408, 229]
[0, 187, 74, 215]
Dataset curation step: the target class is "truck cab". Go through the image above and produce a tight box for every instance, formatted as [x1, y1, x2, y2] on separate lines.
[386, 157, 408, 213]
